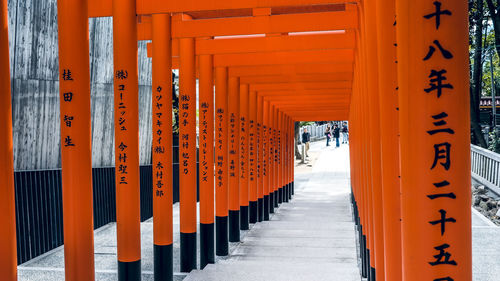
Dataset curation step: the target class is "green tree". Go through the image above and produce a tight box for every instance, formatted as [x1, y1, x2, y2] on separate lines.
[471, 0, 488, 147]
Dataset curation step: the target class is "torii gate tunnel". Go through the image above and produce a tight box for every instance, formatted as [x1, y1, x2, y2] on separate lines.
[0, 0, 472, 281]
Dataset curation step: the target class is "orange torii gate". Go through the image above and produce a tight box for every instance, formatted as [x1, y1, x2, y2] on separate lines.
[0, 1, 473, 281]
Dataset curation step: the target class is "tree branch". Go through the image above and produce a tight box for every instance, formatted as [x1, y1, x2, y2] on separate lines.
[486, 0, 497, 17]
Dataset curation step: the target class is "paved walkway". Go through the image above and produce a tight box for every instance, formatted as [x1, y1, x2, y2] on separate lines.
[17, 140, 498, 280]
[184, 144, 360, 281]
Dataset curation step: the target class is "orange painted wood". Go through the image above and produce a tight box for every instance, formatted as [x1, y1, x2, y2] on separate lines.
[171, 11, 357, 39]
[397, 1, 472, 280]
[228, 77, 241, 212]
[179, 37, 197, 234]
[240, 73, 352, 84]
[137, 0, 356, 14]
[0, 0, 17, 280]
[239, 84, 250, 209]
[249, 91, 258, 203]
[152, 13, 173, 246]
[215, 67, 229, 218]
[113, 0, 142, 264]
[196, 32, 355, 55]
[214, 49, 354, 67]
[229, 63, 354, 77]
[199, 54, 215, 225]
[263, 101, 270, 197]
[375, 0, 402, 280]
[250, 81, 352, 91]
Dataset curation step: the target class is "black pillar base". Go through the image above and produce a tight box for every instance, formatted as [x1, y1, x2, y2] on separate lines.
[278, 188, 283, 204]
[229, 210, 240, 242]
[366, 248, 371, 281]
[359, 235, 369, 278]
[263, 195, 270, 220]
[118, 259, 141, 281]
[240, 206, 249, 230]
[288, 183, 292, 200]
[274, 190, 279, 207]
[292, 181, 294, 195]
[154, 244, 172, 281]
[357, 225, 366, 278]
[269, 192, 275, 214]
[200, 223, 214, 269]
[215, 216, 228, 256]
[257, 198, 264, 222]
[370, 267, 376, 281]
[180, 232, 197, 272]
[283, 185, 289, 203]
[249, 201, 258, 223]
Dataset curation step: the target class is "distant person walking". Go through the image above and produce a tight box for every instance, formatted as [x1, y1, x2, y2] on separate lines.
[342, 123, 349, 144]
[301, 128, 311, 157]
[333, 125, 340, 147]
[325, 126, 331, 146]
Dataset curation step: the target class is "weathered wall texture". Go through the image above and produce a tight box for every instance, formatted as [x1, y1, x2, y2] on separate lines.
[8, 0, 153, 170]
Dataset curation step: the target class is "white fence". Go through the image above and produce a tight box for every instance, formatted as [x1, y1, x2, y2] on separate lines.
[471, 144, 500, 195]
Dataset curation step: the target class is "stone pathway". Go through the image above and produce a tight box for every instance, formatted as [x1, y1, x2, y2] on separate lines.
[184, 144, 360, 281]
[472, 206, 500, 281]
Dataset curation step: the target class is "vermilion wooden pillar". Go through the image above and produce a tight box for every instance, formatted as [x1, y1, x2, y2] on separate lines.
[358, 5, 377, 280]
[289, 116, 293, 199]
[179, 35, 197, 272]
[269, 105, 276, 212]
[257, 95, 265, 222]
[112, 0, 141, 278]
[0, 0, 16, 278]
[56, 1, 95, 281]
[277, 111, 283, 204]
[249, 90, 259, 223]
[262, 100, 271, 219]
[215, 67, 229, 256]
[362, 2, 386, 279]
[286, 116, 292, 201]
[228, 76, 240, 242]
[239, 84, 250, 230]
[152, 13, 173, 281]
[272, 107, 279, 208]
[290, 116, 296, 196]
[353, 58, 369, 279]
[375, 0, 402, 280]
[199, 54, 215, 268]
[281, 114, 286, 203]
[397, 1, 472, 280]
[350, 64, 366, 277]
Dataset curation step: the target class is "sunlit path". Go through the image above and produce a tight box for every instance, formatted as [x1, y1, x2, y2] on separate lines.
[183, 144, 359, 281]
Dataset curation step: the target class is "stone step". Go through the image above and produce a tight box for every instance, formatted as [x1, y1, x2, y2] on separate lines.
[185, 261, 360, 281]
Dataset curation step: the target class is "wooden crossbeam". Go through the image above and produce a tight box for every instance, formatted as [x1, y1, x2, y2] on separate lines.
[250, 81, 352, 91]
[196, 32, 355, 55]
[288, 110, 349, 121]
[229, 63, 354, 77]
[214, 49, 354, 67]
[241, 73, 352, 84]
[172, 10, 358, 38]
[137, 0, 357, 14]
[259, 92, 351, 99]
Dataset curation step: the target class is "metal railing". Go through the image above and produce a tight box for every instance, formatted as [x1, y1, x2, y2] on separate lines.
[471, 144, 500, 195]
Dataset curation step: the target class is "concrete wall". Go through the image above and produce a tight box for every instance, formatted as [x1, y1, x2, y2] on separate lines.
[7, 0, 153, 170]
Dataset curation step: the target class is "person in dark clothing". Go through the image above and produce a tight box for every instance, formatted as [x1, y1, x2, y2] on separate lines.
[325, 126, 331, 146]
[342, 123, 349, 144]
[302, 128, 311, 157]
[333, 125, 340, 147]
